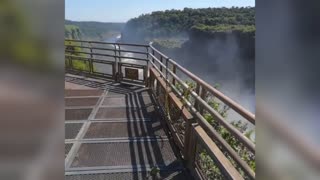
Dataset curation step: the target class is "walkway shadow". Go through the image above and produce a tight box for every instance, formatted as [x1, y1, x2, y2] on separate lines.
[105, 83, 188, 179]
[65, 73, 113, 89]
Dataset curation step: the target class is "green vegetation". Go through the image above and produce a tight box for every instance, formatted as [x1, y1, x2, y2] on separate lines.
[201, 84, 255, 174]
[122, 7, 255, 42]
[65, 41, 91, 71]
[175, 81, 255, 179]
[65, 20, 125, 40]
[191, 24, 255, 34]
[198, 148, 225, 180]
[65, 25, 82, 39]
[153, 38, 184, 49]
[65, 20, 123, 70]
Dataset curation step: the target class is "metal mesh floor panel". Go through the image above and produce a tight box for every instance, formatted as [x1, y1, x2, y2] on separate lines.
[65, 98, 99, 107]
[102, 96, 152, 107]
[71, 141, 177, 167]
[106, 90, 153, 97]
[84, 121, 166, 139]
[65, 144, 73, 157]
[66, 108, 93, 120]
[95, 106, 156, 119]
[65, 89, 104, 97]
[65, 171, 188, 180]
[106, 84, 144, 96]
[65, 80, 187, 178]
[65, 77, 107, 89]
[65, 123, 83, 139]
[106, 85, 152, 97]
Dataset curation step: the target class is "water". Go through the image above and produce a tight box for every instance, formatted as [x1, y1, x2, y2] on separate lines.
[104, 34, 145, 80]
[105, 34, 121, 43]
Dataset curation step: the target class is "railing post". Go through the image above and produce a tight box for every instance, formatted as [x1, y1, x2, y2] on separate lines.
[194, 83, 201, 111]
[113, 44, 117, 81]
[160, 56, 163, 72]
[149, 68, 154, 90]
[118, 44, 123, 81]
[146, 46, 149, 60]
[185, 123, 198, 173]
[199, 87, 207, 115]
[152, 49, 155, 63]
[172, 64, 176, 85]
[146, 46, 150, 87]
[89, 42, 94, 74]
[144, 66, 148, 87]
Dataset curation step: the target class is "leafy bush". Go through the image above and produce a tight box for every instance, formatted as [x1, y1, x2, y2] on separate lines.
[175, 81, 255, 178]
[65, 20, 125, 40]
[65, 41, 91, 71]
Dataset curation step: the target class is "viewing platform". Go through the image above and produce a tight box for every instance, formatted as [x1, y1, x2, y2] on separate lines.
[65, 74, 188, 179]
[65, 39, 256, 180]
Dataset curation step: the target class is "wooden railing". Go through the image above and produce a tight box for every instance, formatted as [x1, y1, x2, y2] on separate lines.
[65, 39, 256, 179]
[148, 43, 255, 179]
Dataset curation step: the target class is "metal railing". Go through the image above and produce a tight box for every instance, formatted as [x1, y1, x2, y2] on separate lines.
[65, 39, 149, 85]
[65, 39, 256, 179]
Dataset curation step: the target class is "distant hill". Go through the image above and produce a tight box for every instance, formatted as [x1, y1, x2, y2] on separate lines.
[122, 7, 255, 43]
[65, 20, 125, 40]
[65, 24, 81, 39]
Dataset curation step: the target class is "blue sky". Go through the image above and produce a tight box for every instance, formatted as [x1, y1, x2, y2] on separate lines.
[65, 0, 255, 22]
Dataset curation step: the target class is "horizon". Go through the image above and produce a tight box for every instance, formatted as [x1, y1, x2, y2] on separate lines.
[65, 19, 126, 23]
[66, 0, 255, 23]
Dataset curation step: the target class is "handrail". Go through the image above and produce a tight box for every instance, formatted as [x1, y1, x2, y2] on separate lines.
[149, 53, 255, 152]
[149, 43, 255, 125]
[65, 39, 149, 48]
[65, 54, 114, 64]
[65, 50, 148, 62]
[65, 44, 148, 55]
[147, 43, 256, 179]
[148, 60, 255, 179]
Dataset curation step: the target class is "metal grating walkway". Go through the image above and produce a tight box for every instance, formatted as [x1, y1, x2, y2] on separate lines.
[65, 80, 189, 179]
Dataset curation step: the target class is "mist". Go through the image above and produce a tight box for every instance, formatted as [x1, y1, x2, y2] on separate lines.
[154, 32, 255, 116]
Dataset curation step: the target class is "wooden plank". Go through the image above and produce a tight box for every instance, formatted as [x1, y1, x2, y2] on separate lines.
[150, 67, 160, 78]
[195, 126, 244, 180]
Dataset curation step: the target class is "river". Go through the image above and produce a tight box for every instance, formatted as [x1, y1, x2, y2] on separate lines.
[104, 34, 145, 80]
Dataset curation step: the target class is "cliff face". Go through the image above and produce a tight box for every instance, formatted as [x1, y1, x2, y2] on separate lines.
[184, 30, 255, 61]
[65, 20, 125, 41]
[153, 30, 255, 63]
[153, 30, 255, 93]
[120, 7, 256, 94]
